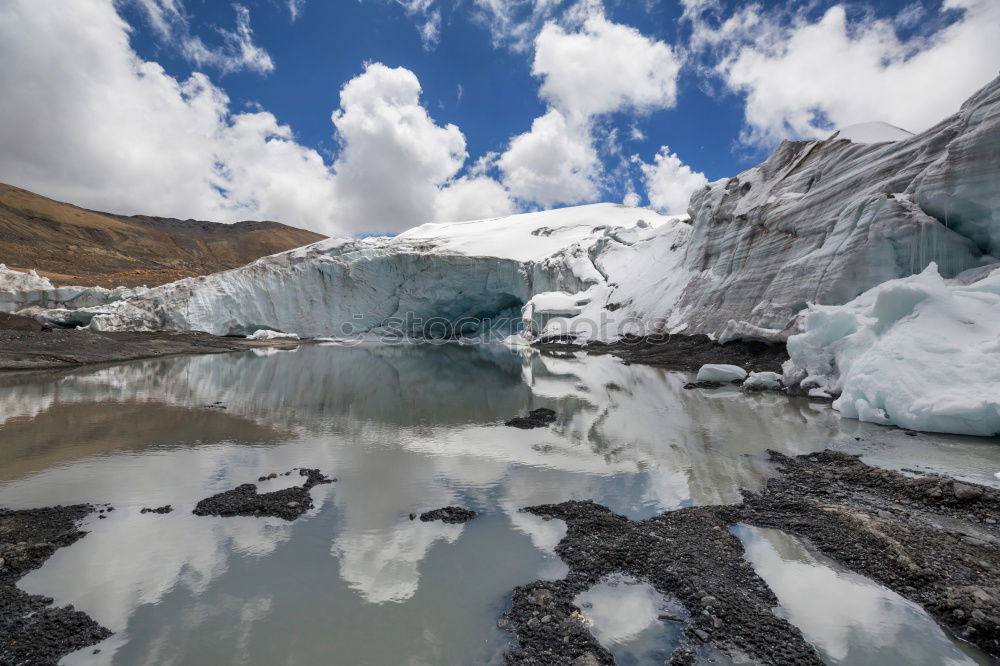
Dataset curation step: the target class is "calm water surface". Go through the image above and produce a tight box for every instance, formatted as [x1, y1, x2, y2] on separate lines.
[0, 343, 997, 665]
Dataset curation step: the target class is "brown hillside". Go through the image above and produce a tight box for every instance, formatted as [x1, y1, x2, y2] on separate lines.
[0, 183, 327, 287]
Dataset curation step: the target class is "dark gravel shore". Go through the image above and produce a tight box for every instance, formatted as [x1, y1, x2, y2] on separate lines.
[0, 505, 111, 665]
[419, 506, 477, 523]
[503, 451, 999, 664]
[0, 313, 301, 372]
[193, 468, 333, 520]
[742, 450, 1000, 654]
[533, 333, 788, 373]
[506, 408, 558, 429]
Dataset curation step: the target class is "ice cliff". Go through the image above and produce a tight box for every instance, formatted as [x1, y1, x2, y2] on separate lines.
[0, 264, 145, 315]
[674, 75, 999, 343]
[16, 205, 682, 338]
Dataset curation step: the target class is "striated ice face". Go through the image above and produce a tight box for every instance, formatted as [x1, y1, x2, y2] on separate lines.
[679, 76, 1000, 341]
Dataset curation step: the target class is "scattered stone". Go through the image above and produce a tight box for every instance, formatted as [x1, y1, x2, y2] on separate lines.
[682, 381, 723, 390]
[193, 468, 332, 521]
[503, 501, 822, 665]
[419, 506, 477, 524]
[534, 333, 787, 373]
[409, 512, 417, 520]
[140, 505, 173, 514]
[505, 407, 557, 429]
[954, 482, 985, 502]
[0, 506, 112, 665]
[529, 588, 554, 606]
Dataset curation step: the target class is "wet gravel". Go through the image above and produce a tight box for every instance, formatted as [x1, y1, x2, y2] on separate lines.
[419, 506, 477, 523]
[503, 451, 1000, 664]
[193, 468, 333, 521]
[741, 450, 1000, 656]
[0, 505, 112, 665]
[0, 313, 302, 372]
[505, 408, 558, 429]
[503, 501, 821, 665]
[534, 333, 788, 373]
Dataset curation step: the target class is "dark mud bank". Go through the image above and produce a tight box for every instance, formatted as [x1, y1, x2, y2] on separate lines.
[503, 451, 999, 664]
[533, 333, 788, 373]
[0, 505, 111, 665]
[193, 468, 333, 520]
[419, 506, 477, 523]
[0, 313, 302, 372]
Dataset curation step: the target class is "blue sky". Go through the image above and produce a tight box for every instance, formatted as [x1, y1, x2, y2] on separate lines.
[0, 0, 997, 234]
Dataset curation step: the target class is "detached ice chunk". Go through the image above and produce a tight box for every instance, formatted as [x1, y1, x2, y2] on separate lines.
[247, 329, 300, 341]
[742, 371, 783, 392]
[784, 263, 1000, 436]
[696, 364, 748, 383]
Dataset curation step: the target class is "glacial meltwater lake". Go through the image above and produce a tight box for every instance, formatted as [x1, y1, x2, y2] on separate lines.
[1, 343, 997, 665]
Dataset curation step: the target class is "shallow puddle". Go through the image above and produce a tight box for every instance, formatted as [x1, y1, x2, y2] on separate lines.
[732, 524, 994, 665]
[0, 343, 997, 664]
[574, 575, 687, 665]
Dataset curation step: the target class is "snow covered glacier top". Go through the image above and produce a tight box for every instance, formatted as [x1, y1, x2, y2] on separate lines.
[395, 204, 663, 262]
[827, 122, 914, 144]
[24, 203, 688, 339]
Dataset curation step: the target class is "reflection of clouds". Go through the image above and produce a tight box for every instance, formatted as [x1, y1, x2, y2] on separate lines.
[21, 511, 290, 639]
[575, 576, 665, 645]
[329, 444, 465, 604]
[527, 353, 842, 508]
[334, 521, 463, 604]
[1, 343, 996, 664]
[735, 525, 983, 666]
[11, 442, 334, 664]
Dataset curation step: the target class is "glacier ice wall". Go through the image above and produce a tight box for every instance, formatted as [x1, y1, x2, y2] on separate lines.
[674, 75, 1000, 342]
[59, 205, 662, 338]
[0, 264, 145, 315]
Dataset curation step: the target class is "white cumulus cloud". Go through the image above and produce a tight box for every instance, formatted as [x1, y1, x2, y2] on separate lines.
[434, 176, 515, 222]
[692, 0, 1000, 146]
[0, 1, 509, 235]
[533, 13, 681, 120]
[331, 63, 510, 231]
[498, 109, 600, 207]
[638, 147, 708, 214]
[498, 9, 683, 208]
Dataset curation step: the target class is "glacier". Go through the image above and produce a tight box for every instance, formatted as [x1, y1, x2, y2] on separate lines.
[0, 264, 146, 315]
[27, 204, 685, 338]
[676, 75, 999, 343]
[9, 76, 995, 345]
[1, 77, 998, 435]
